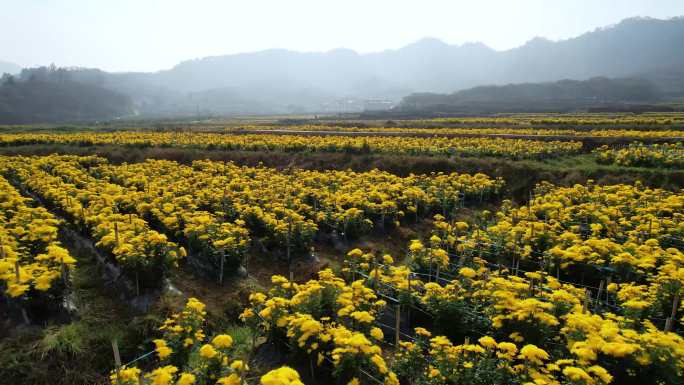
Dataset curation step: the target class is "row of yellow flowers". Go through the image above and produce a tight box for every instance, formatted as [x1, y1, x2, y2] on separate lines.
[0, 131, 582, 159]
[94, 160, 252, 280]
[424, 113, 684, 126]
[0, 155, 185, 289]
[0, 174, 75, 299]
[78, 156, 501, 264]
[227, 124, 684, 139]
[446, 182, 683, 281]
[594, 142, 684, 168]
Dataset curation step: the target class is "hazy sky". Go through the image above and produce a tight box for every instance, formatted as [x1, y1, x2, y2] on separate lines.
[2, 0, 683, 72]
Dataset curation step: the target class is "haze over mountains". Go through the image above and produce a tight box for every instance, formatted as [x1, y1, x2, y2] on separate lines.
[0, 61, 21, 76]
[2, 16, 684, 122]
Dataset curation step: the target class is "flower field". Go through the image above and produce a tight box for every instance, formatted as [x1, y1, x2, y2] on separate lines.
[0, 155, 502, 293]
[0, 125, 683, 385]
[107, 181, 684, 385]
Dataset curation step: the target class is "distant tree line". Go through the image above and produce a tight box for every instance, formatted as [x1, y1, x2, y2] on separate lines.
[0, 65, 133, 124]
[398, 77, 667, 114]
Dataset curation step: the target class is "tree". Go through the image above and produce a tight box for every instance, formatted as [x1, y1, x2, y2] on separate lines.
[0, 73, 15, 86]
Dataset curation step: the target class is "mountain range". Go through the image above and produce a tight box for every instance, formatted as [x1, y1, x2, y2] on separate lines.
[3, 16, 684, 120]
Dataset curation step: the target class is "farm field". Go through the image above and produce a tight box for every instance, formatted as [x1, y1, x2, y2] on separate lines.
[1, 115, 684, 385]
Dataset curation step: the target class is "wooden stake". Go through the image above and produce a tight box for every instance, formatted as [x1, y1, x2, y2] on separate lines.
[595, 280, 604, 309]
[289, 271, 294, 298]
[61, 262, 68, 287]
[372, 255, 379, 290]
[649, 219, 653, 237]
[666, 294, 680, 332]
[351, 259, 356, 282]
[286, 221, 292, 274]
[407, 270, 412, 326]
[529, 279, 535, 296]
[309, 356, 315, 380]
[112, 339, 122, 385]
[394, 304, 401, 346]
[20, 307, 30, 325]
[582, 289, 591, 313]
[219, 254, 225, 286]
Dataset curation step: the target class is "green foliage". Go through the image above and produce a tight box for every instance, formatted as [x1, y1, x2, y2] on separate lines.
[40, 324, 87, 356]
